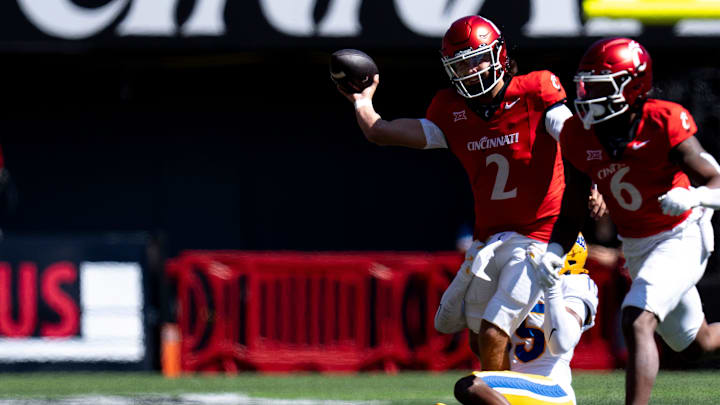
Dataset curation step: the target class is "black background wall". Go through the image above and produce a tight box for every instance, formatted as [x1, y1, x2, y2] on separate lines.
[0, 48, 462, 254]
[2, 45, 720, 257]
[1, 0, 720, 260]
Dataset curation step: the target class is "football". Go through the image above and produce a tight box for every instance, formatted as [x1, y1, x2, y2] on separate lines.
[329, 49, 379, 94]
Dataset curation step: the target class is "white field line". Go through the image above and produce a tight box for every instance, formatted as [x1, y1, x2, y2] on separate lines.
[0, 393, 390, 405]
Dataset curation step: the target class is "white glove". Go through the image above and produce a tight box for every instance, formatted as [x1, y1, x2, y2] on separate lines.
[658, 187, 700, 216]
[530, 242, 564, 289]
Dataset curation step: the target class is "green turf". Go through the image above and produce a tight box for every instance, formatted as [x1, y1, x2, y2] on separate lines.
[573, 370, 720, 405]
[0, 370, 717, 404]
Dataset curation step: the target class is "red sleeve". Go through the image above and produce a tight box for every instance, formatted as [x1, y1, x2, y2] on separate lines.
[559, 117, 585, 172]
[666, 104, 697, 148]
[559, 124, 570, 154]
[425, 90, 446, 123]
[535, 70, 567, 110]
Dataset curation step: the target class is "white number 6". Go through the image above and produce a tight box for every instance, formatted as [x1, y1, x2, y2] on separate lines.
[610, 167, 642, 211]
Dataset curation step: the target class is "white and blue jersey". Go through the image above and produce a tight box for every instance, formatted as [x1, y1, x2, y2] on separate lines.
[473, 273, 599, 405]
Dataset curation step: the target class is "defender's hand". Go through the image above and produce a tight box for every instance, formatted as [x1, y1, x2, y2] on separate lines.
[530, 243, 564, 289]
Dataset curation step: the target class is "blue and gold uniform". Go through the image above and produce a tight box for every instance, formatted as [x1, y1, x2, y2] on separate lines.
[471, 371, 574, 405]
[470, 235, 598, 405]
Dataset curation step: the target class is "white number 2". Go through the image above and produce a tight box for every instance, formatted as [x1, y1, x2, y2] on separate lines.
[486, 153, 517, 200]
[610, 167, 642, 211]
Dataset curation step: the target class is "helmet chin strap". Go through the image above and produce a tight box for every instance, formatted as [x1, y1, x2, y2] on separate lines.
[593, 109, 642, 160]
[465, 76, 511, 121]
[580, 99, 630, 130]
[590, 104, 605, 116]
[582, 104, 606, 129]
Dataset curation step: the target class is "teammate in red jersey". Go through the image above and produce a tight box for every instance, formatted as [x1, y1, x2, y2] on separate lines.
[335, 15, 604, 371]
[533, 37, 720, 405]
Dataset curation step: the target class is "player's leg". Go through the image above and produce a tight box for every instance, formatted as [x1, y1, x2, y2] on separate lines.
[654, 212, 719, 361]
[455, 371, 575, 405]
[468, 324, 510, 371]
[686, 319, 720, 358]
[620, 215, 708, 405]
[673, 208, 720, 359]
[656, 286, 720, 361]
[478, 320, 510, 371]
[465, 245, 502, 366]
[454, 374, 510, 405]
[621, 306, 659, 405]
[480, 237, 543, 370]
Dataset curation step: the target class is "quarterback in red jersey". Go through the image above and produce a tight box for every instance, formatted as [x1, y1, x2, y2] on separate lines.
[534, 37, 720, 405]
[335, 15, 605, 371]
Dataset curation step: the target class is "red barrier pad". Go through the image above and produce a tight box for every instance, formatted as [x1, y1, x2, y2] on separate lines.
[167, 250, 620, 373]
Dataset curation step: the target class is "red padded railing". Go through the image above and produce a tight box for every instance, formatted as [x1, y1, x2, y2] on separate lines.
[166, 250, 621, 373]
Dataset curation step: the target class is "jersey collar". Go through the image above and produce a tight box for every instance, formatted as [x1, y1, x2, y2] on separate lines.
[465, 75, 513, 121]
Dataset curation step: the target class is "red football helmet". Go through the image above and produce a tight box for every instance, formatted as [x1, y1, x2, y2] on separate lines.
[441, 16, 508, 98]
[574, 37, 653, 129]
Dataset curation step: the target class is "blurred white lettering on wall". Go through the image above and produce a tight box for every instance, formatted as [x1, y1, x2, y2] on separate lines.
[0, 262, 144, 362]
[15, 0, 720, 41]
[17, 0, 226, 39]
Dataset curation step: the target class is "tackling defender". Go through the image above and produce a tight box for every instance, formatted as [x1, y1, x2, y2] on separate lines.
[535, 37, 720, 405]
[335, 14, 605, 371]
[453, 235, 598, 405]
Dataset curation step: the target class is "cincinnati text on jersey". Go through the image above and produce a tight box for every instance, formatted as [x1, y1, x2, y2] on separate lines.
[596, 163, 628, 180]
[467, 133, 520, 151]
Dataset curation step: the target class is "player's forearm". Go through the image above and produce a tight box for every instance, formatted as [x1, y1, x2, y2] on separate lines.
[550, 211, 587, 254]
[660, 184, 720, 216]
[354, 101, 427, 148]
[692, 185, 720, 209]
[660, 149, 720, 214]
[544, 285, 582, 354]
[690, 151, 720, 209]
[550, 167, 591, 252]
[353, 100, 385, 143]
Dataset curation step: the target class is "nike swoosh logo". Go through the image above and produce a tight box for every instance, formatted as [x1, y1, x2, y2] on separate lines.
[549, 328, 558, 340]
[631, 140, 649, 150]
[504, 98, 521, 110]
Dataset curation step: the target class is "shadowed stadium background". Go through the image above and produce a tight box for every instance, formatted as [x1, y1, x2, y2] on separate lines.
[1, 0, 720, 373]
[1, 1, 719, 254]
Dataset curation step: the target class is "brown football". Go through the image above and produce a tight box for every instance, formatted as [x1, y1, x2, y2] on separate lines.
[329, 49, 379, 94]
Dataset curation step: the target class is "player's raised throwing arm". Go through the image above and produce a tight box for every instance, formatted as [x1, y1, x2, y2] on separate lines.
[337, 74, 443, 150]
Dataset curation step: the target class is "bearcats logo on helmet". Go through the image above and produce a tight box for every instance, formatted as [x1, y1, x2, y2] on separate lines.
[476, 27, 491, 41]
[627, 40, 647, 73]
[573, 37, 653, 129]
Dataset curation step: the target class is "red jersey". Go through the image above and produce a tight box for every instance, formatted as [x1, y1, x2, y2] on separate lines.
[426, 71, 567, 242]
[560, 99, 696, 238]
